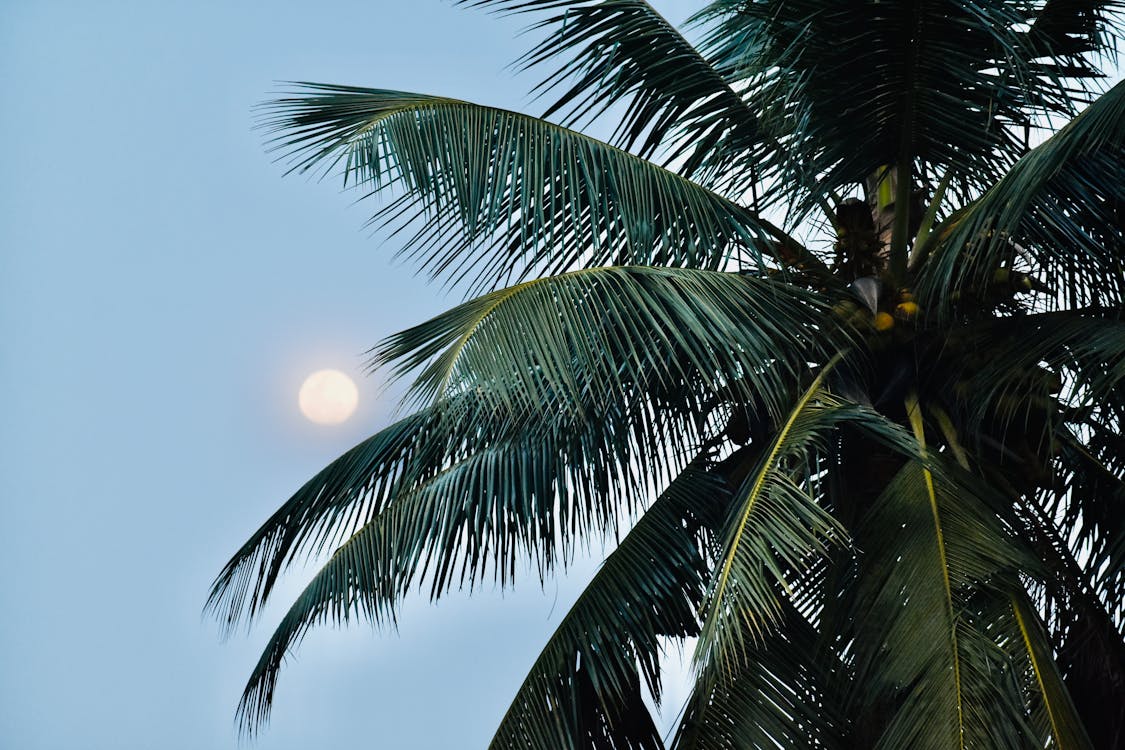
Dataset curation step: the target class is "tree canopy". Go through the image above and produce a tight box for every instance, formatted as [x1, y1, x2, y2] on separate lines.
[211, 2, 1124, 747]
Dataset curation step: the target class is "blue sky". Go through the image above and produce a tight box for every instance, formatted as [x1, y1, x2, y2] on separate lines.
[0, 1, 699, 748]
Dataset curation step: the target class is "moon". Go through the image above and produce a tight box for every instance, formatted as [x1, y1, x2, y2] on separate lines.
[298, 369, 359, 425]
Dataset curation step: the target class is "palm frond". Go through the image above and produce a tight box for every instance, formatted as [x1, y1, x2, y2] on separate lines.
[260, 84, 828, 291]
[1027, 0, 1124, 64]
[488, 461, 727, 750]
[373, 266, 838, 417]
[919, 80, 1125, 312]
[989, 458, 1125, 748]
[938, 308, 1125, 428]
[847, 412, 1039, 749]
[228, 371, 779, 734]
[210, 264, 837, 633]
[696, 0, 1121, 208]
[1055, 429, 1125, 615]
[229, 423, 660, 734]
[231, 478, 443, 734]
[457, 0, 762, 190]
[1010, 593, 1096, 750]
[205, 405, 450, 631]
[693, 363, 912, 677]
[674, 597, 843, 750]
[1013, 450, 1123, 620]
[676, 392, 921, 749]
[207, 387, 694, 635]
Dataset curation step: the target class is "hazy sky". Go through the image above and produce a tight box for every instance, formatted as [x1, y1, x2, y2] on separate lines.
[0, 1, 700, 748]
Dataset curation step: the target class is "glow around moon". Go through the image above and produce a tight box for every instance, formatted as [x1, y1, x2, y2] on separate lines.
[298, 369, 359, 425]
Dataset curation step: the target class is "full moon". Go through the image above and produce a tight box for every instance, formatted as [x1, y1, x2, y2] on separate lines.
[298, 369, 359, 425]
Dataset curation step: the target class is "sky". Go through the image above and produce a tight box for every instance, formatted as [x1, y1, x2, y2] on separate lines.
[0, 1, 701, 748]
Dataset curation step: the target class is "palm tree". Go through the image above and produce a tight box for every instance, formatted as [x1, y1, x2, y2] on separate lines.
[208, 1, 1124, 747]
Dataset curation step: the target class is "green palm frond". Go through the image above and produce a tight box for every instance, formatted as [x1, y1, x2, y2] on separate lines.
[205, 405, 449, 630]
[694, 370, 842, 675]
[489, 461, 727, 750]
[210, 265, 839, 634]
[847, 406, 1039, 749]
[955, 599, 1044, 750]
[232, 481, 440, 733]
[374, 266, 838, 417]
[696, 0, 1120, 210]
[1010, 593, 1096, 750]
[260, 85, 828, 291]
[674, 599, 842, 750]
[1028, 0, 1123, 66]
[457, 0, 762, 189]
[231, 422, 679, 734]
[1016, 443, 1123, 615]
[693, 364, 913, 676]
[677, 393, 918, 750]
[919, 80, 1125, 312]
[1055, 430, 1125, 615]
[991, 454, 1125, 749]
[938, 308, 1125, 427]
[207, 388, 691, 635]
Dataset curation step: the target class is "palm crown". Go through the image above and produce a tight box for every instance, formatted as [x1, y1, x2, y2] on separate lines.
[209, 2, 1125, 747]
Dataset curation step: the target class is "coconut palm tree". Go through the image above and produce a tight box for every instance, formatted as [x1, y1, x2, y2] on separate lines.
[208, 1, 1124, 747]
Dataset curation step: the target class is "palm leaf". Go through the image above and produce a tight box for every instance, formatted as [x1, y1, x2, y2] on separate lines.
[980, 448, 1125, 749]
[211, 264, 836, 632]
[205, 405, 451, 630]
[215, 265, 846, 721]
[1010, 593, 1096, 750]
[693, 362, 907, 676]
[1026, 0, 1123, 64]
[1055, 429, 1125, 613]
[231, 480, 439, 733]
[207, 387, 694, 635]
[674, 589, 844, 749]
[260, 84, 829, 291]
[678, 390, 918, 749]
[488, 461, 727, 750]
[373, 266, 838, 418]
[847, 401, 1039, 749]
[918, 80, 1125, 312]
[698, 1, 1105, 204]
[938, 308, 1125, 428]
[228, 386, 748, 734]
[233, 432, 729, 736]
[457, 0, 762, 189]
[1014, 445, 1123, 618]
[229, 429, 647, 733]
